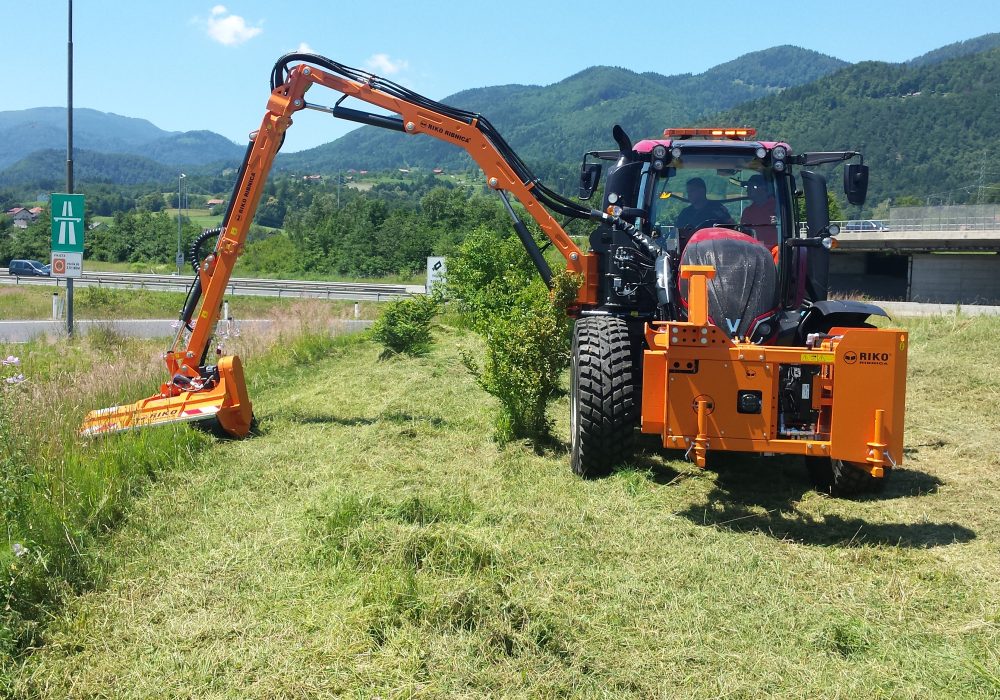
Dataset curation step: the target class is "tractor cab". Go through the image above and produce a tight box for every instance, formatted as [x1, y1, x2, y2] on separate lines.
[583, 126, 868, 345]
[641, 139, 791, 343]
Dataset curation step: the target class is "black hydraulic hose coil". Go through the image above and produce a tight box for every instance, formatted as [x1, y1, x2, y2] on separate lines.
[190, 227, 223, 272]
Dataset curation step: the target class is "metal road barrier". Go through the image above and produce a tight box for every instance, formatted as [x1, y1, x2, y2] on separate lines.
[0, 269, 425, 301]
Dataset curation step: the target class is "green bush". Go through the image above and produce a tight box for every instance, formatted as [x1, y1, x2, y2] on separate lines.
[370, 295, 440, 356]
[446, 225, 580, 443]
[462, 272, 578, 443]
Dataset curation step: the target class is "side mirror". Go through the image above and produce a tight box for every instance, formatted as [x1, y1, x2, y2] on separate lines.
[579, 162, 602, 200]
[844, 163, 869, 206]
[801, 170, 830, 237]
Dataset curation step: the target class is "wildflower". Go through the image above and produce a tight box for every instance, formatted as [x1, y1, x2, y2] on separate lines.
[4, 374, 25, 385]
[12, 543, 27, 558]
[1, 355, 19, 367]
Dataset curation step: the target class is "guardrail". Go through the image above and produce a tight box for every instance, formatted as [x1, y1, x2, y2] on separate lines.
[0, 269, 425, 301]
[833, 218, 1000, 233]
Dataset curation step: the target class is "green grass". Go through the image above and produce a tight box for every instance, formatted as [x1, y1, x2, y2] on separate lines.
[164, 207, 223, 230]
[0, 306, 373, 694]
[5, 314, 999, 697]
[0, 286, 379, 322]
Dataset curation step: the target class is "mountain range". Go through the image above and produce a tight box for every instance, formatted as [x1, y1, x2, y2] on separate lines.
[2, 33, 998, 205]
[0, 107, 244, 171]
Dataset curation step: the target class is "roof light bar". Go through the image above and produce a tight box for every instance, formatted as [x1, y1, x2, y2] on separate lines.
[663, 127, 757, 140]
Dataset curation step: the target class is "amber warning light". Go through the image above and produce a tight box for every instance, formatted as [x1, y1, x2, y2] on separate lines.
[664, 127, 757, 139]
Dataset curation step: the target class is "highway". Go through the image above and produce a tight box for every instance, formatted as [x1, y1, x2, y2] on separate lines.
[0, 269, 425, 301]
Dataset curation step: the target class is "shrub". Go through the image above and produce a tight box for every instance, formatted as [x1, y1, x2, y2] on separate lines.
[461, 271, 578, 443]
[370, 295, 440, 357]
[446, 224, 581, 443]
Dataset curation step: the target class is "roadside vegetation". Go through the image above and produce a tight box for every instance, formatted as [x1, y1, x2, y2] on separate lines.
[0, 301, 367, 693]
[2, 310, 997, 697]
[0, 285, 377, 322]
[2, 173, 590, 286]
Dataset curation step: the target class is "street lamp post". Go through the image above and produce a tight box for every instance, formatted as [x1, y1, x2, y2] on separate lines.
[176, 172, 186, 275]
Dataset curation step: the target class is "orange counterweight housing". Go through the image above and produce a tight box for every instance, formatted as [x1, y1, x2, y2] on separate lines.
[641, 267, 907, 471]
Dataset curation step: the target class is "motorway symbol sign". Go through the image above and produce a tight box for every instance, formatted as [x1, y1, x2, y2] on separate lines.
[51, 251, 82, 278]
[51, 193, 85, 254]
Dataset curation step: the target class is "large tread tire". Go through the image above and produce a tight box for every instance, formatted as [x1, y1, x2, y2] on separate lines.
[806, 456, 891, 498]
[570, 317, 638, 478]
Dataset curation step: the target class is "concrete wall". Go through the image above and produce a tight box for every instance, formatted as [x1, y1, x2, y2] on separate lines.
[910, 253, 1000, 304]
[829, 252, 1000, 303]
[829, 253, 908, 300]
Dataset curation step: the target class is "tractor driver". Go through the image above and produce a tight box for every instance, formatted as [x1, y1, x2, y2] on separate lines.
[675, 177, 733, 235]
[739, 174, 778, 247]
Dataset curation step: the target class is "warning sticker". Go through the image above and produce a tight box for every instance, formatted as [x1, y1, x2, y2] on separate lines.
[800, 353, 834, 363]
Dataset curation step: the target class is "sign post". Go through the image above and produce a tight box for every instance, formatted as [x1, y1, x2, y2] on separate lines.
[51, 192, 85, 334]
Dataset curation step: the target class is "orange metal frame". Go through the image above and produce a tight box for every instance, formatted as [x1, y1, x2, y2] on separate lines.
[80, 60, 598, 438]
[641, 267, 907, 472]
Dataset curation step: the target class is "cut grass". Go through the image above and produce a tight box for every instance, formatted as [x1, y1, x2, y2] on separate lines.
[8, 315, 1000, 697]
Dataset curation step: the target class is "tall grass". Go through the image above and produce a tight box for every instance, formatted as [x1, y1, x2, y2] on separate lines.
[0, 303, 362, 690]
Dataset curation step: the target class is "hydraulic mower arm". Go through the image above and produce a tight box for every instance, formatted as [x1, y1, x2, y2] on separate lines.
[80, 52, 626, 438]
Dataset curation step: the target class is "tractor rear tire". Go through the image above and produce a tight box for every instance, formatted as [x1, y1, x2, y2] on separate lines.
[570, 317, 637, 478]
[806, 457, 890, 497]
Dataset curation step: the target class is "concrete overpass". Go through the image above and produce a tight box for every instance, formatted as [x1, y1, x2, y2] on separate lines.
[830, 214, 1000, 305]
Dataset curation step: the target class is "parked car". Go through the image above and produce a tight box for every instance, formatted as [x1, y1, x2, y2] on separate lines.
[7, 259, 51, 277]
[843, 220, 889, 232]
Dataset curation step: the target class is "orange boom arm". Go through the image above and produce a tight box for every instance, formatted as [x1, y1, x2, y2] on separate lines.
[80, 53, 608, 438]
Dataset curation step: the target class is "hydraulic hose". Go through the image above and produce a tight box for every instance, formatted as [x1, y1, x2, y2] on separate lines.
[270, 53, 597, 221]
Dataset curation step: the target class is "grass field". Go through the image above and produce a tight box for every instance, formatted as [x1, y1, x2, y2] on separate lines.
[5, 313, 999, 697]
[0, 285, 379, 323]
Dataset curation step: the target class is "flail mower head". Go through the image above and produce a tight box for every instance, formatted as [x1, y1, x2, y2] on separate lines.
[80, 355, 253, 438]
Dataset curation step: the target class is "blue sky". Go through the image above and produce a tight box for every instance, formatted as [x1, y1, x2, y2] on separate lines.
[2, 1, 997, 153]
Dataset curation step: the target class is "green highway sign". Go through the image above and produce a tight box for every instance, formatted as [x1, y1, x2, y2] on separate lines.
[51, 193, 85, 254]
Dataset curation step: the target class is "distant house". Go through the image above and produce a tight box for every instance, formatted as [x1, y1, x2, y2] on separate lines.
[8, 208, 36, 226]
[433, 168, 444, 174]
[206, 198, 225, 206]
[28, 207, 43, 217]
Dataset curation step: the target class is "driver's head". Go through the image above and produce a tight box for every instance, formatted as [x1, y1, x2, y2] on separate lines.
[685, 177, 707, 205]
[747, 174, 769, 204]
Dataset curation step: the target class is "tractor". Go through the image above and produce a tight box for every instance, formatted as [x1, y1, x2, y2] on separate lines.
[81, 53, 906, 496]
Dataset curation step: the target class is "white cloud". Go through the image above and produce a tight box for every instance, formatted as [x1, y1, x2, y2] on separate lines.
[297, 42, 315, 54]
[203, 7, 262, 46]
[365, 53, 408, 75]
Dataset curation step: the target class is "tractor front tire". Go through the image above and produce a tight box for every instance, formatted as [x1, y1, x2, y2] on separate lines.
[570, 317, 637, 478]
[806, 457, 890, 497]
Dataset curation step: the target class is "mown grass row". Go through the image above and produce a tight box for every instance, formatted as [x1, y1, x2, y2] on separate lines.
[7, 312, 999, 697]
[0, 303, 364, 691]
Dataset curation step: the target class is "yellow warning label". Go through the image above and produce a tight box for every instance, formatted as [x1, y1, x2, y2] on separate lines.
[800, 353, 834, 363]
